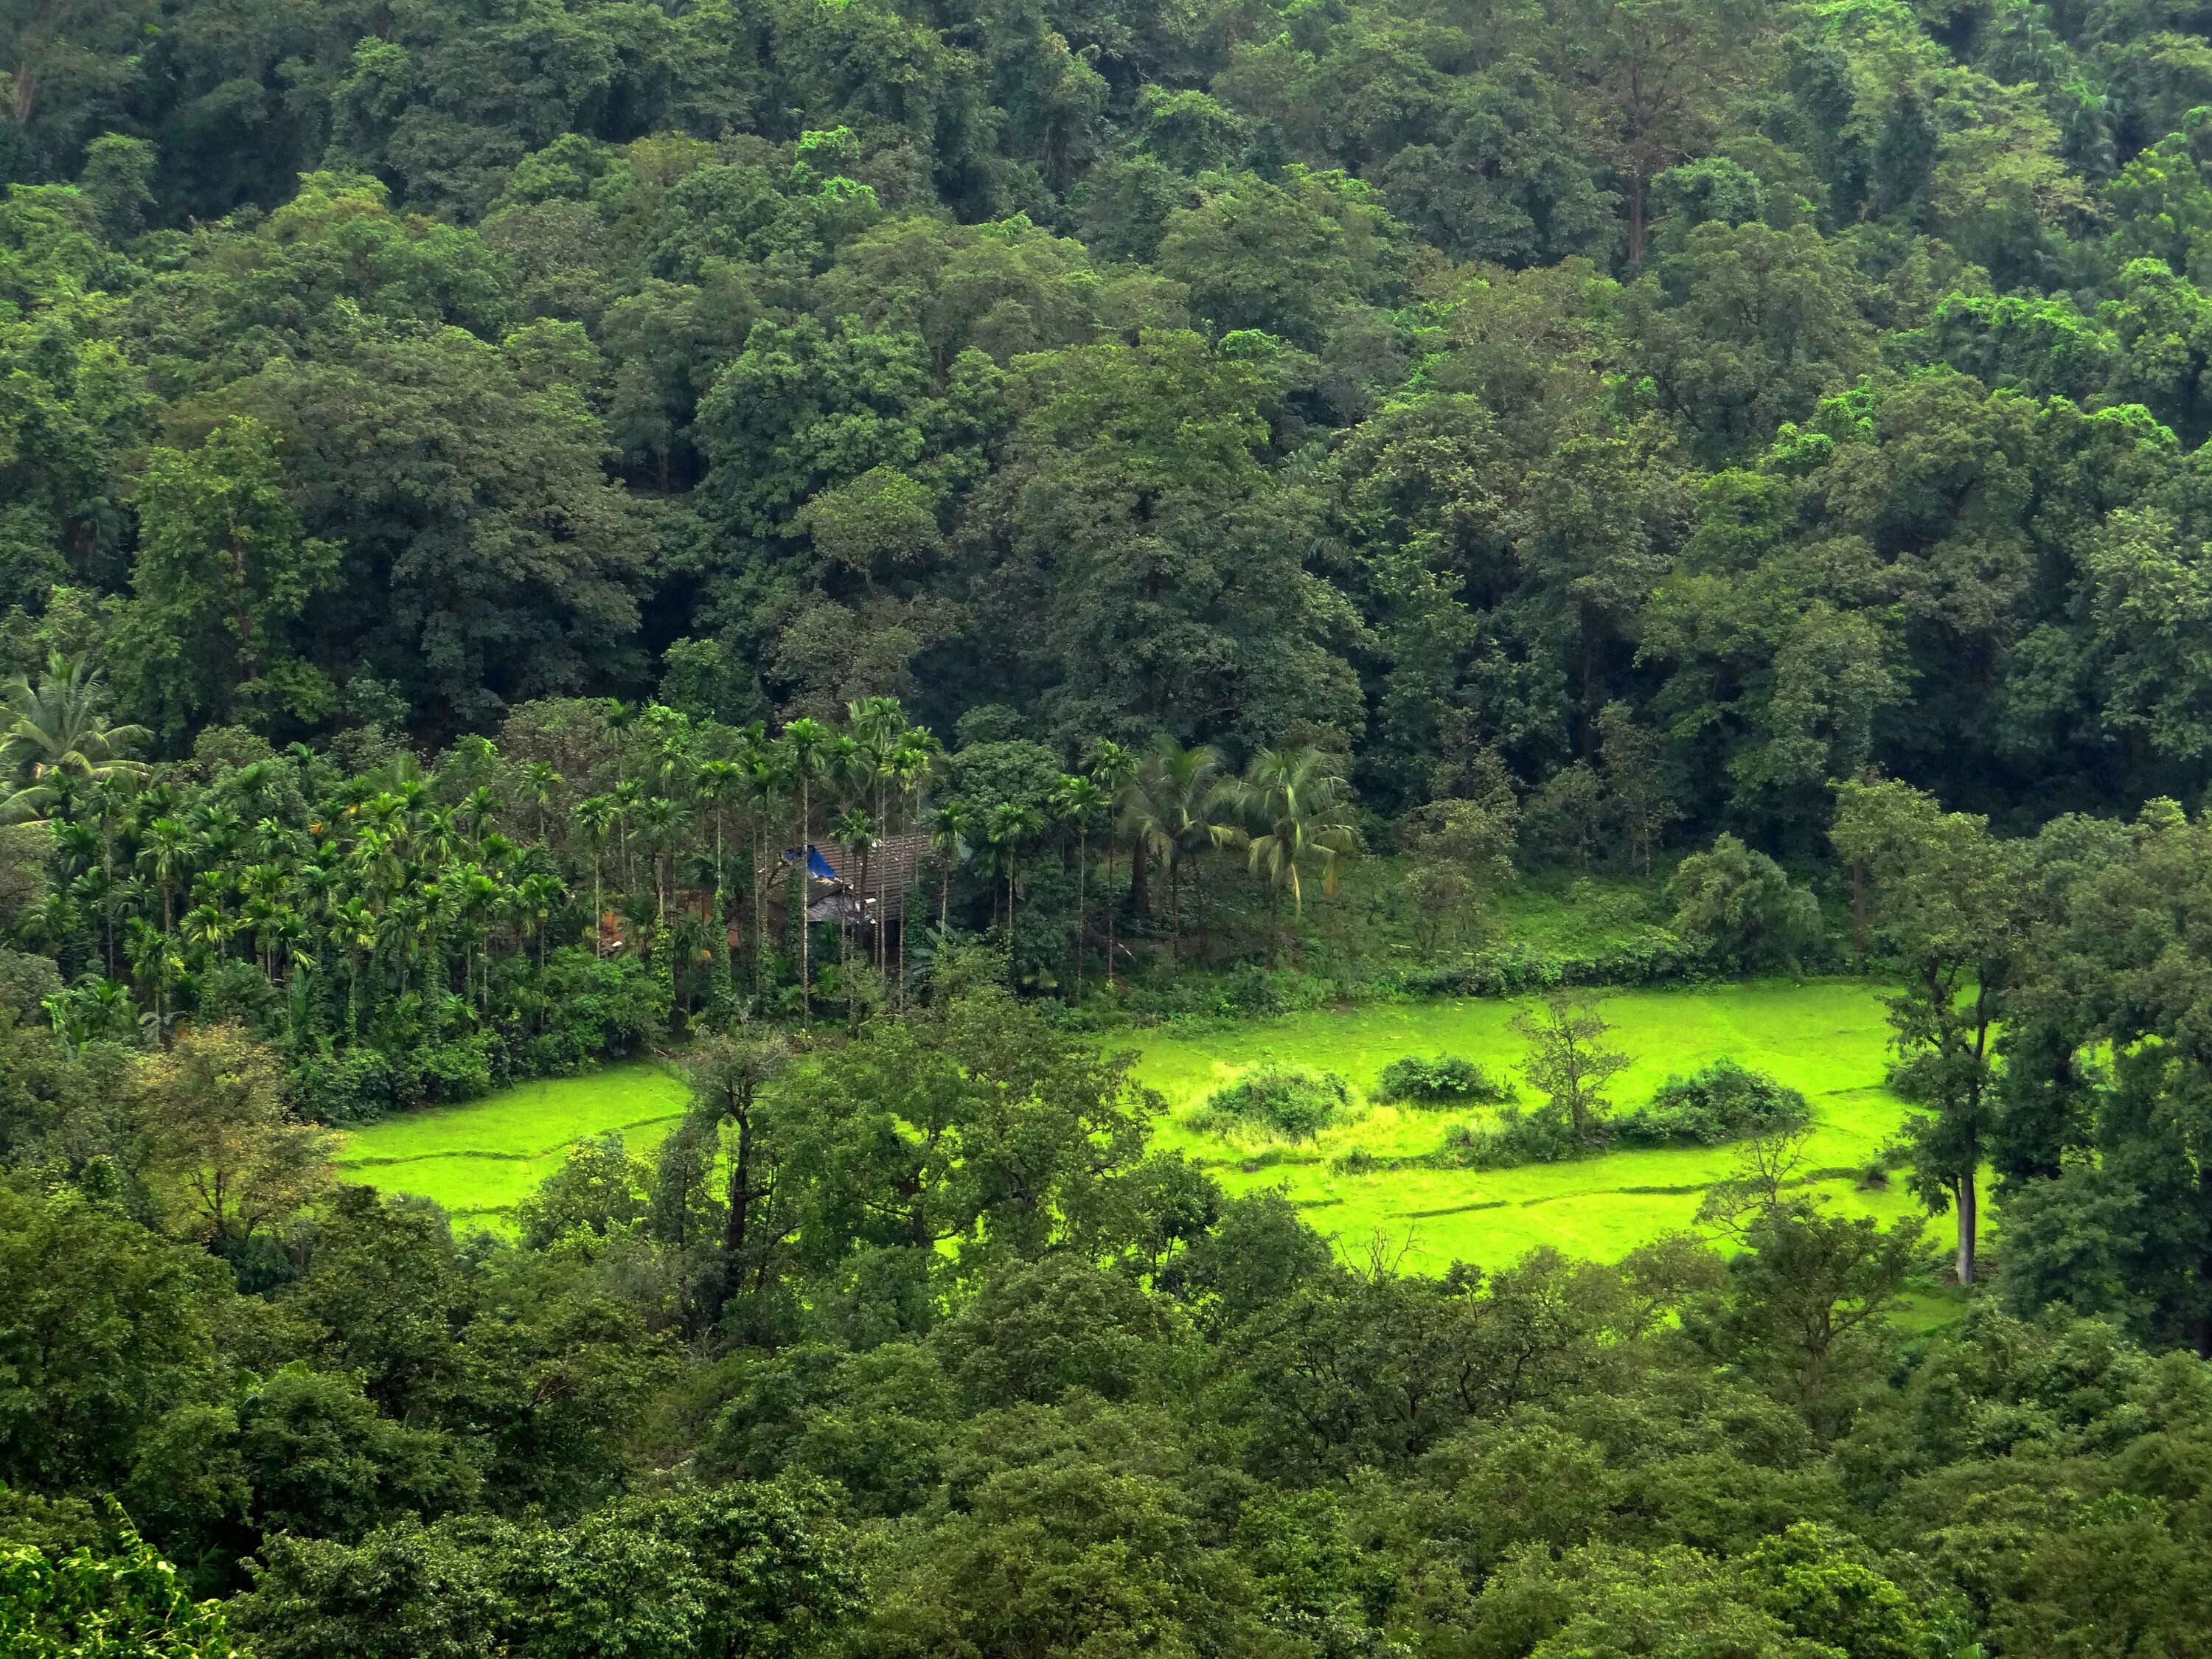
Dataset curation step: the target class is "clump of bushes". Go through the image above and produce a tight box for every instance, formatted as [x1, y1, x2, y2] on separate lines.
[1190, 1065, 1351, 1141]
[1374, 1054, 1515, 1107]
[1612, 1060, 1809, 1147]
[1418, 1102, 1589, 1169]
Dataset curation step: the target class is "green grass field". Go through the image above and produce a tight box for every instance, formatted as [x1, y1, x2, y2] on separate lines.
[335, 981, 1923, 1273]
[1124, 978, 1924, 1273]
[335, 1062, 690, 1224]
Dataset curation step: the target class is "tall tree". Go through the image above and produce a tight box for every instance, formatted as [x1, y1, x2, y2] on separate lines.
[1832, 780, 2023, 1287]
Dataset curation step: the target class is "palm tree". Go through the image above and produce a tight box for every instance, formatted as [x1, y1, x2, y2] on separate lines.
[984, 801, 1043, 987]
[520, 761, 563, 846]
[1221, 747, 1360, 967]
[737, 729, 782, 998]
[332, 895, 378, 1039]
[848, 697, 911, 972]
[1050, 773, 1105, 1004]
[610, 779, 644, 897]
[695, 758, 746, 1021]
[1, 655, 150, 822]
[1119, 740, 1231, 961]
[926, 803, 967, 940]
[515, 872, 563, 974]
[779, 717, 833, 1023]
[575, 795, 616, 956]
[887, 731, 939, 1006]
[636, 795, 688, 924]
[139, 815, 196, 933]
[828, 806, 877, 1023]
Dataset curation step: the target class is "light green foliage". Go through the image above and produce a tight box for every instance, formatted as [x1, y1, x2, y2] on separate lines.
[1133, 980, 1916, 1271]
[337, 1065, 689, 1227]
[1374, 1053, 1514, 1107]
[1194, 1064, 1350, 1141]
[1, 1509, 243, 1658]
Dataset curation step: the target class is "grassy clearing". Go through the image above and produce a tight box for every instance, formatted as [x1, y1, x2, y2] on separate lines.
[333, 980, 1929, 1279]
[334, 1062, 689, 1225]
[1126, 978, 1924, 1275]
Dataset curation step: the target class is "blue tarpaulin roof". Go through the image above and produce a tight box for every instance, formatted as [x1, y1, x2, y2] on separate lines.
[782, 845, 838, 882]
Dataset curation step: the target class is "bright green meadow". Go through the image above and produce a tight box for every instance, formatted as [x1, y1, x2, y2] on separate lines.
[335, 1062, 691, 1225]
[338, 980, 1921, 1271]
[1125, 978, 1921, 1273]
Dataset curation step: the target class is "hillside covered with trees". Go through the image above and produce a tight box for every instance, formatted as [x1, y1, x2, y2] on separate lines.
[13, 0, 2212, 1655]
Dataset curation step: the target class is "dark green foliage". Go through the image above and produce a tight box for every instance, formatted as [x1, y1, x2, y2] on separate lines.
[1194, 1064, 1349, 1140]
[16, 2, 2212, 1652]
[1374, 1053, 1514, 1106]
[1666, 835, 1823, 974]
[1614, 1060, 1810, 1148]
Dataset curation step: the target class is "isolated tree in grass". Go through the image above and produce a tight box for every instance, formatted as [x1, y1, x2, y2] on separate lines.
[1512, 992, 1630, 1144]
[1832, 779, 2023, 1287]
[1223, 747, 1359, 967]
[132, 1024, 334, 1250]
[1667, 832, 1822, 973]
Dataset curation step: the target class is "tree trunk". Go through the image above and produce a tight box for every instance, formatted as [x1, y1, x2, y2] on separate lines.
[1105, 850, 1118, 990]
[1851, 863, 1866, 957]
[1132, 839, 1150, 914]
[1071, 832, 1086, 1004]
[797, 782, 810, 1025]
[1956, 1169, 1977, 1287]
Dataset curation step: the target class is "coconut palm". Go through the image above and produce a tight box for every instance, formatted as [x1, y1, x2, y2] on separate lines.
[1220, 747, 1360, 967]
[1119, 740, 1233, 961]
[1, 655, 150, 822]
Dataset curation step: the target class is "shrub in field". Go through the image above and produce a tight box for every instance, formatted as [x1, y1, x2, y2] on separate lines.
[1418, 1102, 1585, 1169]
[1193, 1065, 1349, 1140]
[1613, 1059, 1809, 1147]
[1374, 1054, 1514, 1106]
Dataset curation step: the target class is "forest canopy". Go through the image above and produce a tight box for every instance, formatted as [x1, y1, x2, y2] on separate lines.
[16, 2, 2212, 1656]
[9, 0, 2212, 844]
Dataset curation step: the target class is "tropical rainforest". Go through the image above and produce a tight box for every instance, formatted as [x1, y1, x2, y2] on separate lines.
[13, 0, 2212, 1654]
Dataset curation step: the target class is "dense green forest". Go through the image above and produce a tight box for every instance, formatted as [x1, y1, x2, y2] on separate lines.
[14, 0, 2212, 1654]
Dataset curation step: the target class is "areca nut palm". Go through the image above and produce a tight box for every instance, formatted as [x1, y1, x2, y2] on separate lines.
[1050, 773, 1105, 1002]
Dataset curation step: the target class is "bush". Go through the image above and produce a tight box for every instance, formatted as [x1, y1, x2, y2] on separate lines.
[285, 1049, 397, 1124]
[1666, 835, 1823, 973]
[1612, 1059, 1809, 1147]
[1417, 1102, 1585, 1169]
[1374, 1054, 1514, 1106]
[1194, 1065, 1349, 1140]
